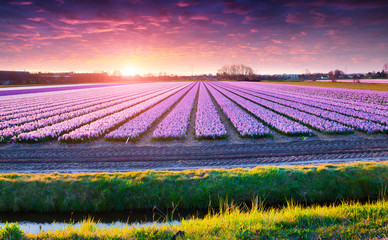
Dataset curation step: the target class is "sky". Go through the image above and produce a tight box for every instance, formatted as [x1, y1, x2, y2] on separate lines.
[0, 0, 387, 75]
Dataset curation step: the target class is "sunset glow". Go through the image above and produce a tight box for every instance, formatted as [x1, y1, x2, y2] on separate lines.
[121, 66, 139, 76]
[1, 0, 387, 74]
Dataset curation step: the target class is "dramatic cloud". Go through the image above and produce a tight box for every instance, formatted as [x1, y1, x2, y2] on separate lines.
[0, 0, 387, 74]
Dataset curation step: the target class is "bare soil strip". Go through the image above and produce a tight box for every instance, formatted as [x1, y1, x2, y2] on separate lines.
[1, 138, 387, 173]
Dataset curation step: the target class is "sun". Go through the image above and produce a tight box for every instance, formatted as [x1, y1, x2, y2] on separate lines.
[121, 66, 138, 76]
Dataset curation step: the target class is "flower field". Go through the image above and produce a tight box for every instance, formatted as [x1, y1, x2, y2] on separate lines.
[0, 81, 387, 143]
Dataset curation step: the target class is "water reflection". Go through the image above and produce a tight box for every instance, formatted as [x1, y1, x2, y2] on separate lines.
[0, 208, 207, 234]
[0, 220, 182, 234]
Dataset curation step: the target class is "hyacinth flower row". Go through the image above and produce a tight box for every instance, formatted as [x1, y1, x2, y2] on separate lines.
[0, 86, 173, 141]
[216, 84, 353, 134]
[0, 83, 138, 110]
[0, 86, 170, 141]
[206, 84, 271, 138]
[264, 82, 387, 104]
[0, 83, 170, 121]
[60, 83, 191, 143]
[152, 83, 199, 140]
[223, 84, 386, 134]
[210, 84, 315, 136]
[0, 89, 148, 129]
[15, 83, 188, 143]
[0, 85, 120, 117]
[232, 82, 388, 115]
[274, 86, 387, 116]
[0, 84, 173, 129]
[194, 83, 227, 139]
[0, 90, 88, 115]
[0, 88, 134, 122]
[236, 83, 388, 118]
[260, 86, 388, 118]
[257, 86, 388, 124]
[15, 87, 172, 143]
[224, 83, 388, 125]
[0, 82, 170, 117]
[258, 82, 388, 108]
[265, 93, 387, 134]
[104, 84, 193, 141]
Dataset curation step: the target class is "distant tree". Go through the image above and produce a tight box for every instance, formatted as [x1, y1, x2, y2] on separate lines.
[352, 75, 360, 84]
[328, 69, 344, 82]
[216, 64, 256, 81]
[334, 69, 344, 78]
[328, 71, 336, 82]
[311, 74, 317, 81]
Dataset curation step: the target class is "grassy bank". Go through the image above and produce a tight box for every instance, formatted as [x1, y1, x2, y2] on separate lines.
[1, 162, 387, 212]
[2, 200, 388, 239]
[266, 81, 388, 91]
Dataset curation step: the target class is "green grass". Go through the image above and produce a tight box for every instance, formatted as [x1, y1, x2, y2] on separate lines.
[265, 81, 388, 91]
[2, 200, 388, 239]
[1, 162, 387, 212]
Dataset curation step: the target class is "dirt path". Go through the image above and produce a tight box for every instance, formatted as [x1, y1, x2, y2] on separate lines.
[1, 137, 387, 173]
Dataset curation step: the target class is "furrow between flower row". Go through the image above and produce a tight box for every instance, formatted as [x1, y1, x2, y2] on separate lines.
[232, 82, 387, 119]
[152, 83, 199, 140]
[104, 84, 194, 141]
[0, 86, 173, 141]
[210, 84, 315, 136]
[0, 85, 170, 129]
[194, 83, 228, 139]
[14, 83, 188, 143]
[222, 83, 386, 134]
[206, 84, 271, 137]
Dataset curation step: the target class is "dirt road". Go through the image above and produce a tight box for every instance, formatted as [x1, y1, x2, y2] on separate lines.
[1, 137, 387, 173]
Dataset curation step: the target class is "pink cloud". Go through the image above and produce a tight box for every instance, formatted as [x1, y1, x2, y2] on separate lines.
[286, 11, 329, 27]
[288, 48, 318, 55]
[291, 31, 307, 40]
[351, 56, 364, 64]
[20, 24, 36, 29]
[34, 34, 82, 40]
[177, 0, 200, 7]
[239, 45, 258, 51]
[9, 1, 32, 5]
[0, 32, 36, 38]
[265, 45, 283, 55]
[311, 11, 327, 27]
[134, 26, 147, 30]
[223, 2, 250, 15]
[177, 1, 190, 7]
[189, 15, 209, 21]
[271, 39, 282, 44]
[212, 20, 227, 27]
[325, 30, 336, 36]
[290, 55, 317, 62]
[27, 17, 46, 22]
[85, 28, 117, 34]
[243, 16, 257, 24]
[60, 18, 134, 25]
[178, 15, 188, 24]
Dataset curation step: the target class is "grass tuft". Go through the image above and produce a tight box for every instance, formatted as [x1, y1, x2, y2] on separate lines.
[16, 200, 387, 239]
[0, 222, 25, 240]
